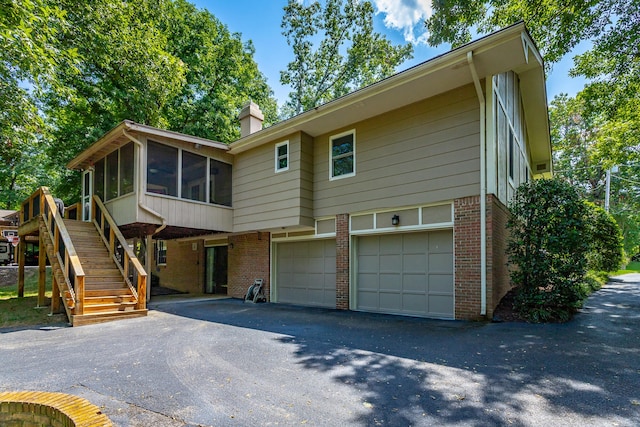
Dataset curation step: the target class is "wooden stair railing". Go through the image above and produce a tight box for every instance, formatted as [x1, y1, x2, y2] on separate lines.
[91, 195, 147, 309]
[20, 187, 84, 318]
[19, 187, 147, 326]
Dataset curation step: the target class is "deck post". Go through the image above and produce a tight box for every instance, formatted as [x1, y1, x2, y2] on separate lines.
[146, 234, 153, 302]
[51, 275, 61, 314]
[17, 236, 25, 298]
[37, 233, 47, 307]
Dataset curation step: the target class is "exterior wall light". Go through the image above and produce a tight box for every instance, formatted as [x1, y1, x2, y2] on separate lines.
[392, 215, 400, 226]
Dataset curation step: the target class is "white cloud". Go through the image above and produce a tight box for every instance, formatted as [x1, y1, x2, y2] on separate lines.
[372, 0, 432, 44]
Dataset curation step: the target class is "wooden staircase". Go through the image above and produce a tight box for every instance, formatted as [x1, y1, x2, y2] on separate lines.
[20, 187, 148, 327]
[62, 221, 147, 326]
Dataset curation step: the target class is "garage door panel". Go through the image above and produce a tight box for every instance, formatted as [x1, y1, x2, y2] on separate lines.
[379, 273, 401, 291]
[359, 237, 379, 255]
[359, 254, 380, 272]
[380, 234, 402, 253]
[358, 291, 379, 309]
[276, 240, 336, 308]
[404, 254, 427, 273]
[380, 292, 402, 310]
[429, 230, 453, 252]
[429, 253, 453, 272]
[429, 295, 454, 316]
[358, 273, 379, 290]
[308, 257, 326, 273]
[429, 274, 453, 293]
[403, 294, 427, 313]
[403, 233, 428, 252]
[403, 274, 427, 292]
[380, 254, 401, 272]
[357, 230, 454, 319]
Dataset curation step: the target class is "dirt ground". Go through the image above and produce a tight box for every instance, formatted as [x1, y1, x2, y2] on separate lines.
[0, 266, 40, 288]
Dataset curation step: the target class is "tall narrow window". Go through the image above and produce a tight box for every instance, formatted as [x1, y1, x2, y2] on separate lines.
[120, 142, 134, 195]
[94, 158, 105, 200]
[330, 130, 355, 179]
[275, 141, 289, 172]
[147, 141, 178, 196]
[181, 151, 207, 202]
[508, 128, 514, 180]
[210, 159, 232, 206]
[106, 150, 119, 201]
[155, 240, 167, 265]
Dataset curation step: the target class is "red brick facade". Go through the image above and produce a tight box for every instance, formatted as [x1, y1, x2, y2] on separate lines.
[454, 194, 512, 320]
[227, 232, 271, 300]
[155, 239, 204, 293]
[454, 196, 483, 320]
[335, 213, 350, 309]
[487, 194, 512, 315]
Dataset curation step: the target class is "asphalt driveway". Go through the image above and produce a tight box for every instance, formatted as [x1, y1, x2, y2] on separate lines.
[1, 278, 639, 426]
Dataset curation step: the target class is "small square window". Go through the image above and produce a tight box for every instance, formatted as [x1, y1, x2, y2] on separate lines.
[330, 130, 355, 179]
[275, 141, 289, 172]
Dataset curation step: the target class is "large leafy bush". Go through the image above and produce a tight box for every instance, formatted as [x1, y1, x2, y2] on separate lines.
[584, 201, 624, 272]
[507, 179, 590, 322]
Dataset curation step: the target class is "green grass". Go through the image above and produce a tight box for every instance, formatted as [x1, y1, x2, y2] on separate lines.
[0, 268, 68, 329]
[610, 261, 640, 277]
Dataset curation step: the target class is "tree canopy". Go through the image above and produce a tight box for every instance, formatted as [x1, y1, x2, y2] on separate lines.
[280, 0, 413, 117]
[1, 0, 278, 207]
[426, 0, 640, 256]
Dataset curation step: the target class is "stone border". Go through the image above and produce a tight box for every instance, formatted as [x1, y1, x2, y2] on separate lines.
[0, 391, 112, 426]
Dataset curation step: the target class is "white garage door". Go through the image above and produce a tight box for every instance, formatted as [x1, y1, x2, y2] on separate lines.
[356, 230, 454, 318]
[275, 240, 336, 308]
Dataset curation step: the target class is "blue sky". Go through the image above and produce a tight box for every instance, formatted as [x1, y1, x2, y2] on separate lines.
[191, 0, 587, 107]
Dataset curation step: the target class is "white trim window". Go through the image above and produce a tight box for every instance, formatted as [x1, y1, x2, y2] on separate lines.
[155, 240, 167, 266]
[275, 140, 289, 172]
[330, 130, 355, 180]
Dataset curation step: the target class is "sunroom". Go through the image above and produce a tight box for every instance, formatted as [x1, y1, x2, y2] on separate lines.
[66, 120, 234, 240]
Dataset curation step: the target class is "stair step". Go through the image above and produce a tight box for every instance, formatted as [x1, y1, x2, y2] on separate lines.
[85, 288, 132, 297]
[71, 309, 148, 327]
[85, 295, 137, 304]
[83, 269, 122, 277]
[83, 302, 138, 314]
[84, 279, 129, 290]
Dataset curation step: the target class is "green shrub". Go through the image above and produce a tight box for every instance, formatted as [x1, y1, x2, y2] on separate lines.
[507, 178, 590, 322]
[584, 201, 624, 272]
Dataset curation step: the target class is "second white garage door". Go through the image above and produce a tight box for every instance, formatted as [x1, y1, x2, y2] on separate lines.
[275, 240, 336, 308]
[356, 230, 454, 319]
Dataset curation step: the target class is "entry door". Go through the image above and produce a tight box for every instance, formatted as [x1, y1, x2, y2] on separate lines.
[205, 246, 228, 294]
[82, 169, 93, 222]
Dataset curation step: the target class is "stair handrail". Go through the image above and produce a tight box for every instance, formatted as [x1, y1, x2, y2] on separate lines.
[91, 195, 147, 309]
[22, 187, 84, 313]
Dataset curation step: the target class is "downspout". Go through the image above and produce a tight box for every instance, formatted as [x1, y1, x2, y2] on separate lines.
[467, 51, 487, 316]
[122, 130, 167, 236]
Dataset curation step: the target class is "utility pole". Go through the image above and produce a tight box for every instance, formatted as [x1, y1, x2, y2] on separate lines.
[605, 168, 611, 212]
[605, 165, 619, 213]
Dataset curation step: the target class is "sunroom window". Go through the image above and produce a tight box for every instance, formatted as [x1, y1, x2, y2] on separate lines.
[210, 159, 232, 206]
[94, 142, 134, 201]
[330, 130, 355, 179]
[147, 141, 178, 196]
[182, 151, 207, 202]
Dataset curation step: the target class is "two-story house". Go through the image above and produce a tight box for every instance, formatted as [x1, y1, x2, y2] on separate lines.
[62, 22, 551, 321]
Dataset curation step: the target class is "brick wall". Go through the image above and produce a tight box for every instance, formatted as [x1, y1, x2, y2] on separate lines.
[336, 213, 350, 310]
[228, 232, 270, 299]
[454, 196, 483, 320]
[487, 194, 512, 316]
[154, 239, 204, 294]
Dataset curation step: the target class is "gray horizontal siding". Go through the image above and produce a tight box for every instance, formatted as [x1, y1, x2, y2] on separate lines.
[233, 132, 314, 232]
[314, 84, 480, 217]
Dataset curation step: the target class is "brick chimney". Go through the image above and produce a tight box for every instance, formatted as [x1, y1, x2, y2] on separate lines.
[238, 101, 264, 137]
